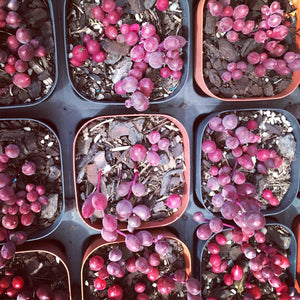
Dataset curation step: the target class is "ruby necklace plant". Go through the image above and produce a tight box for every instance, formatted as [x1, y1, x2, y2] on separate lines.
[84, 233, 201, 299]
[203, 0, 299, 98]
[67, 0, 187, 111]
[0, 143, 50, 268]
[200, 110, 296, 217]
[198, 225, 298, 299]
[75, 115, 187, 231]
[0, 251, 70, 299]
[0, 0, 54, 103]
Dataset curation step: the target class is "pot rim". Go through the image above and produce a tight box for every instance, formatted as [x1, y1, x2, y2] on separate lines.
[73, 113, 190, 231]
[195, 108, 300, 216]
[194, 0, 300, 101]
[81, 228, 192, 300]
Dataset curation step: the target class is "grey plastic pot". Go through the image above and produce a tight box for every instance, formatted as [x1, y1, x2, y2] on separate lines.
[195, 108, 300, 217]
[0, 118, 64, 241]
[0, 0, 58, 109]
[195, 223, 297, 298]
[63, 0, 190, 107]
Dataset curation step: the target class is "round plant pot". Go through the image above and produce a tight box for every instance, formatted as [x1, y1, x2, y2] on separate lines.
[0, 240, 71, 299]
[0, 118, 65, 241]
[195, 0, 300, 101]
[196, 223, 296, 299]
[81, 228, 191, 300]
[64, 0, 190, 107]
[0, 0, 57, 108]
[195, 108, 300, 217]
[73, 114, 190, 231]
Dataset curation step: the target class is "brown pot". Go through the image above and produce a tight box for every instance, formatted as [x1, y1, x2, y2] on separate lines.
[73, 114, 190, 231]
[81, 229, 192, 299]
[194, 0, 300, 101]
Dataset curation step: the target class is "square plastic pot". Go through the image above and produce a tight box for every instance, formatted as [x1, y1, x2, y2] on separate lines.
[0, 118, 65, 241]
[195, 108, 300, 216]
[8, 240, 72, 299]
[81, 228, 191, 300]
[63, 0, 190, 106]
[194, 0, 300, 101]
[73, 113, 190, 231]
[195, 223, 297, 298]
[0, 0, 58, 109]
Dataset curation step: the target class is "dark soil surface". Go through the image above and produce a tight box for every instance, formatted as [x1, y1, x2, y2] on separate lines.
[0, 0, 56, 106]
[75, 115, 186, 226]
[201, 110, 296, 213]
[200, 225, 294, 299]
[66, 0, 185, 103]
[0, 119, 63, 237]
[202, 0, 297, 98]
[83, 237, 188, 299]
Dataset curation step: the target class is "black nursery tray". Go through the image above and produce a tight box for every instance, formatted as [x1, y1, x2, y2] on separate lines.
[1, 0, 300, 298]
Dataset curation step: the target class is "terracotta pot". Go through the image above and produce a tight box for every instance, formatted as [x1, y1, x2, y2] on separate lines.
[0, 118, 65, 241]
[196, 223, 296, 298]
[3, 240, 71, 299]
[73, 114, 190, 231]
[81, 229, 191, 299]
[195, 108, 300, 216]
[194, 0, 300, 101]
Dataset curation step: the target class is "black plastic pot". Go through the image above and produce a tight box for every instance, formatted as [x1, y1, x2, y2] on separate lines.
[63, 0, 190, 107]
[195, 108, 300, 217]
[195, 223, 297, 298]
[0, 118, 64, 241]
[0, 0, 58, 109]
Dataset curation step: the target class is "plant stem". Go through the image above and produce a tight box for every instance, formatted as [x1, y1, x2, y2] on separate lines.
[126, 171, 139, 200]
[96, 170, 102, 193]
[116, 229, 127, 237]
[231, 159, 238, 177]
[223, 222, 236, 229]
[226, 129, 234, 137]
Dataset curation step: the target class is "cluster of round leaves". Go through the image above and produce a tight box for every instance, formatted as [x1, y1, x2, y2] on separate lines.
[200, 229, 297, 300]
[82, 130, 182, 236]
[114, 23, 186, 111]
[70, 0, 186, 112]
[207, 0, 300, 81]
[0, 144, 49, 269]
[88, 235, 201, 299]
[199, 113, 286, 242]
[0, 266, 68, 299]
[0, 0, 47, 88]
